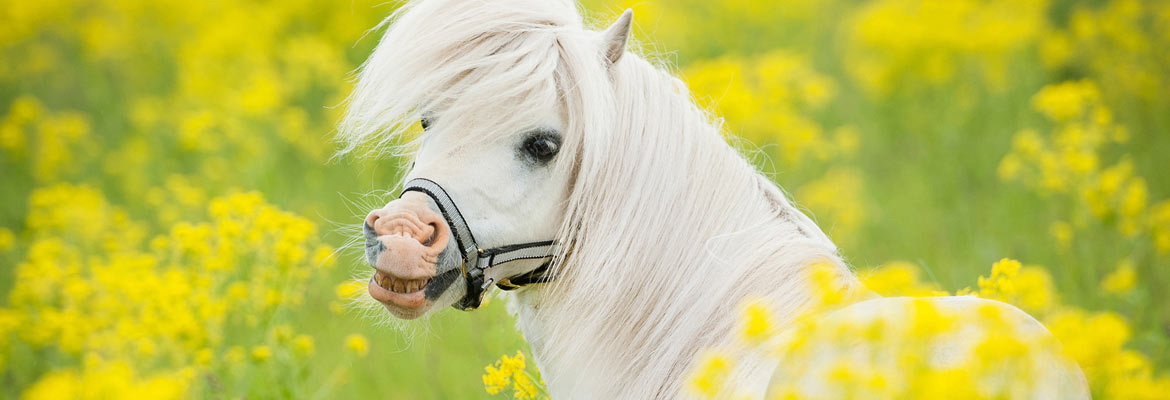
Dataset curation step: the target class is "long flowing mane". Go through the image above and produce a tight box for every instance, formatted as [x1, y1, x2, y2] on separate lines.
[530, 25, 859, 398]
[339, 0, 860, 396]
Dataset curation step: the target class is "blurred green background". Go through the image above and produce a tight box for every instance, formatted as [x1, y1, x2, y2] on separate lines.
[0, 0, 1167, 398]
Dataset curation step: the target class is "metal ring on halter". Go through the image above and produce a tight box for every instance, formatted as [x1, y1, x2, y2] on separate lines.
[399, 178, 557, 310]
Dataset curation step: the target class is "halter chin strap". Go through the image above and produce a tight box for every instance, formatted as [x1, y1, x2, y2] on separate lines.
[400, 178, 557, 310]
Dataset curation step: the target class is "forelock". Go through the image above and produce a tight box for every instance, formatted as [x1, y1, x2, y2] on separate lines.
[337, 0, 601, 157]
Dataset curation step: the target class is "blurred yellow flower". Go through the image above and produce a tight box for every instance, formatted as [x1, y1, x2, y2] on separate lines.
[687, 351, 731, 398]
[336, 280, 366, 300]
[860, 261, 947, 297]
[1031, 80, 1101, 122]
[1100, 259, 1137, 295]
[481, 350, 544, 398]
[195, 348, 213, 367]
[345, 334, 369, 358]
[512, 371, 538, 399]
[796, 168, 866, 246]
[292, 335, 315, 358]
[251, 346, 272, 363]
[0, 227, 14, 251]
[482, 364, 511, 395]
[313, 245, 337, 268]
[976, 258, 1056, 313]
[739, 299, 774, 343]
[1049, 221, 1074, 248]
[226, 346, 246, 365]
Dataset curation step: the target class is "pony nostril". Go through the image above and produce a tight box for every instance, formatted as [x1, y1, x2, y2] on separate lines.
[415, 212, 450, 252]
[365, 194, 450, 253]
[365, 212, 383, 232]
[421, 224, 439, 247]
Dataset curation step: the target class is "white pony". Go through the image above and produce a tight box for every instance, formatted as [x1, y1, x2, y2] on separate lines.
[339, 0, 1090, 398]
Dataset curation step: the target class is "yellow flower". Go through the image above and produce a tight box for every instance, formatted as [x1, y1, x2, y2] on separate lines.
[335, 280, 365, 300]
[860, 261, 947, 297]
[499, 351, 526, 375]
[0, 227, 14, 251]
[482, 364, 511, 395]
[908, 298, 955, 339]
[1119, 178, 1148, 219]
[806, 261, 853, 309]
[345, 334, 369, 357]
[271, 324, 294, 344]
[292, 335, 315, 358]
[739, 299, 774, 343]
[1049, 221, 1074, 248]
[482, 350, 546, 397]
[312, 245, 336, 268]
[977, 259, 1056, 313]
[512, 370, 538, 399]
[225, 346, 246, 365]
[1031, 80, 1100, 122]
[20, 370, 79, 400]
[195, 348, 213, 367]
[687, 351, 731, 398]
[251, 346, 271, 363]
[796, 168, 866, 245]
[997, 153, 1023, 181]
[1101, 259, 1137, 295]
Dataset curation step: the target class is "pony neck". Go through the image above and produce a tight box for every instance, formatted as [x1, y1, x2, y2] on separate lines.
[509, 54, 850, 398]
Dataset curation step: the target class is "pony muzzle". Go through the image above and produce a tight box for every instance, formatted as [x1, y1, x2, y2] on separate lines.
[364, 192, 452, 316]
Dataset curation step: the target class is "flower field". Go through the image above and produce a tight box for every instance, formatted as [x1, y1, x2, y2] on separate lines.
[1, 0, 1167, 398]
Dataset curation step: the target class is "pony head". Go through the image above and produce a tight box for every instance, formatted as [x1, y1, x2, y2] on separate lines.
[339, 0, 632, 319]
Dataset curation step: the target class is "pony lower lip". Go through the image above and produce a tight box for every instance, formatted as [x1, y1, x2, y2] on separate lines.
[368, 276, 429, 309]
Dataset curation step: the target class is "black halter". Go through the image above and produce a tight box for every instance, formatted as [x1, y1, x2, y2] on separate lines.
[400, 178, 557, 310]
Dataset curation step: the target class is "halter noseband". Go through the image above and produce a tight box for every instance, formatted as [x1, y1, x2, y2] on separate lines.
[400, 178, 557, 310]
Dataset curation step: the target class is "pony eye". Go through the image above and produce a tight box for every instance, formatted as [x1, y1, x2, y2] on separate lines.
[522, 135, 560, 163]
[420, 117, 433, 130]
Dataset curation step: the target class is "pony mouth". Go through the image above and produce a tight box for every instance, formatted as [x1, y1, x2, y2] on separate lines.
[373, 270, 432, 293]
[368, 270, 434, 314]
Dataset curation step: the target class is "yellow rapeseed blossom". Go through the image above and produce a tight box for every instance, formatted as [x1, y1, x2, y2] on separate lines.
[483, 364, 511, 395]
[687, 351, 731, 398]
[481, 350, 546, 399]
[4, 0, 1169, 398]
[345, 334, 369, 358]
[859, 261, 947, 297]
[226, 346, 247, 365]
[739, 299, 775, 343]
[336, 280, 366, 300]
[1001, 79, 1169, 256]
[313, 245, 337, 268]
[845, 0, 1047, 94]
[1031, 80, 1101, 122]
[511, 371, 539, 399]
[251, 346, 272, 363]
[746, 255, 1170, 399]
[1100, 259, 1137, 295]
[292, 335, 315, 358]
[976, 258, 1056, 313]
[0, 227, 14, 251]
[3, 186, 332, 397]
[1050, 221, 1074, 248]
[796, 168, 867, 246]
[683, 50, 851, 166]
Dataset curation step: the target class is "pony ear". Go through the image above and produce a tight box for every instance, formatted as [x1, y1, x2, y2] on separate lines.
[602, 9, 633, 66]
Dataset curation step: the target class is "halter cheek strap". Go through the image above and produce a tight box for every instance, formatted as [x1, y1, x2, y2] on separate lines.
[400, 178, 557, 310]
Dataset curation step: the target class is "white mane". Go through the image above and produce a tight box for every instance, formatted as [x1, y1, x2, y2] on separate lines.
[339, 0, 859, 397]
[526, 22, 857, 399]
